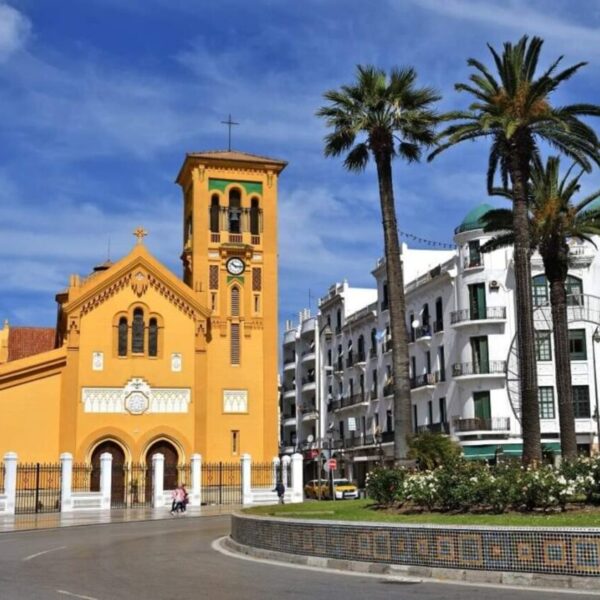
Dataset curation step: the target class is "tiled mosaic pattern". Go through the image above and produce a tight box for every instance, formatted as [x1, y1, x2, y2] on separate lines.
[232, 514, 600, 577]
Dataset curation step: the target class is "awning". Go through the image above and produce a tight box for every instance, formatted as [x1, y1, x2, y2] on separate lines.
[462, 442, 562, 460]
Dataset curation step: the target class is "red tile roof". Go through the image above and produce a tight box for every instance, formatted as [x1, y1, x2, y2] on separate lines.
[8, 327, 56, 362]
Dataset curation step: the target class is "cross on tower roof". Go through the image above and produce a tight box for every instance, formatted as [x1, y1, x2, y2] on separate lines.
[220, 114, 239, 151]
[133, 227, 148, 244]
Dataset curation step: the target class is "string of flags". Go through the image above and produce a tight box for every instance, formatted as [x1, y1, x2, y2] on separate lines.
[398, 229, 456, 249]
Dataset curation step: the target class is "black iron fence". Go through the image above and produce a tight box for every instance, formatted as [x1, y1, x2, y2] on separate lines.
[72, 463, 93, 492]
[0, 463, 4, 493]
[15, 463, 61, 514]
[202, 462, 241, 505]
[178, 464, 191, 487]
[251, 462, 274, 488]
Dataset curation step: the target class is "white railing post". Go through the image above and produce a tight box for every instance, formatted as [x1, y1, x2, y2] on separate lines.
[3, 452, 17, 515]
[190, 453, 202, 507]
[100, 452, 112, 510]
[271, 457, 280, 488]
[152, 453, 165, 508]
[60, 452, 73, 513]
[241, 454, 252, 505]
[281, 455, 291, 488]
[291, 453, 304, 504]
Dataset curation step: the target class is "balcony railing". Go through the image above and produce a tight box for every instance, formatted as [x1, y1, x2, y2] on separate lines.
[452, 361, 506, 377]
[383, 339, 393, 353]
[370, 389, 378, 400]
[336, 359, 343, 371]
[410, 373, 437, 389]
[251, 235, 261, 245]
[210, 233, 221, 243]
[300, 404, 317, 414]
[229, 233, 243, 243]
[382, 431, 394, 443]
[415, 325, 432, 339]
[346, 356, 354, 368]
[450, 306, 506, 325]
[356, 351, 366, 364]
[433, 319, 444, 333]
[417, 422, 450, 434]
[453, 417, 510, 432]
[463, 256, 482, 269]
[301, 375, 316, 384]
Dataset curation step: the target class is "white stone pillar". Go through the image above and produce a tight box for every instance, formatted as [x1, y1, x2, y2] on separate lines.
[271, 457, 280, 488]
[60, 452, 73, 513]
[241, 454, 252, 505]
[99, 452, 112, 510]
[290, 453, 304, 504]
[152, 453, 165, 508]
[3, 452, 17, 515]
[281, 455, 291, 488]
[190, 454, 202, 507]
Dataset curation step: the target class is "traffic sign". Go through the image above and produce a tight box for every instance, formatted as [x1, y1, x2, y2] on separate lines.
[328, 458, 337, 470]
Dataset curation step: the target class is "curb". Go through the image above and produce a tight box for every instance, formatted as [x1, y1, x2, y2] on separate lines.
[222, 536, 600, 594]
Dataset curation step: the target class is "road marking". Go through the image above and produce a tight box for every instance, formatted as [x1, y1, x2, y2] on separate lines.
[23, 546, 66, 561]
[57, 591, 99, 600]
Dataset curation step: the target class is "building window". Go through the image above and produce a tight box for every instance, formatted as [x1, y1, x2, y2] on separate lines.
[438, 346, 445, 381]
[118, 317, 128, 357]
[210, 195, 220, 233]
[211, 292, 217, 311]
[148, 318, 158, 357]
[435, 297, 443, 332]
[228, 188, 241, 233]
[250, 197, 260, 235]
[474, 391, 491, 421]
[412, 404, 418, 432]
[538, 387, 555, 419]
[535, 331, 552, 361]
[566, 275, 583, 306]
[254, 294, 260, 313]
[132, 308, 145, 354]
[532, 274, 548, 307]
[381, 281, 389, 311]
[209, 265, 219, 289]
[569, 329, 587, 361]
[573, 386, 590, 418]
[252, 268, 262, 291]
[439, 397, 447, 424]
[336, 309, 342, 334]
[468, 240, 481, 267]
[468, 283, 486, 319]
[386, 409, 393, 432]
[231, 430, 240, 455]
[231, 286, 240, 316]
[231, 323, 240, 365]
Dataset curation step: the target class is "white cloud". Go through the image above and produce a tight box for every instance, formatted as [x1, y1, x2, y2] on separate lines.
[0, 3, 30, 62]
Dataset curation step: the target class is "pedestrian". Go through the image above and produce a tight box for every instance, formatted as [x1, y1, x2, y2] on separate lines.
[274, 480, 285, 504]
[181, 484, 189, 513]
[170, 484, 185, 515]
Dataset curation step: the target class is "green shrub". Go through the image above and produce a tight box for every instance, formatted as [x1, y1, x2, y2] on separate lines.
[365, 467, 405, 506]
[407, 432, 461, 470]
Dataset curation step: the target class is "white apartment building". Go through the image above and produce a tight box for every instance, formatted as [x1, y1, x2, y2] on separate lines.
[280, 203, 600, 485]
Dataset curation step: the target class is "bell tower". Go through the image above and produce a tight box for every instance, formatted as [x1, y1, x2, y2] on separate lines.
[175, 151, 287, 461]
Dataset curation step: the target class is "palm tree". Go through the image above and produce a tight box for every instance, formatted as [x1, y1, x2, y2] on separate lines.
[482, 156, 600, 459]
[317, 65, 440, 460]
[429, 36, 600, 464]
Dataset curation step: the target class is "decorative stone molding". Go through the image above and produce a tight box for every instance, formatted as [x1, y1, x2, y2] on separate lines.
[223, 389, 248, 413]
[82, 377, 190, 413]
[171, 353, 182, 372]
[92, 352, 104, 371]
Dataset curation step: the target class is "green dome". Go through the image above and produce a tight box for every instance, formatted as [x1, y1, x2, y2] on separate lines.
[454, 203, 494, 234]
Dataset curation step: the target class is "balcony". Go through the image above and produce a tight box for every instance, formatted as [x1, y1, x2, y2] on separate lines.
[346, 355, 354, 368]
[463, 256, 483, 270]
[355, 351, 366, 365]
[301, 376, 316, 392]
[453, 417, 510, 433]
[414, 325, 432, 342]
[228, 233, 243, 243]
[433, 319, 444, 334]
[410, 373, 437, 390]
[450, 306, 506, 327]
[283, 358, 296, 372]
[417, 422, 450, 434]
[382, 431, 394, 443]
[300, 404, 318, 421]
[452, 361, 506, 379]
[282, 385, 296, 399]
[282, 414, 296, 427]
[301, 350, 316, 364]
[335, 359, 343, 372]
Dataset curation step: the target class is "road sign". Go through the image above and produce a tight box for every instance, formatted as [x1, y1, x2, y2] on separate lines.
[328, 458, 337, 470]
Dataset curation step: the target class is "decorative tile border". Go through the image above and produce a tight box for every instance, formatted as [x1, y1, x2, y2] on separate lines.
[231, 513, 600, 578]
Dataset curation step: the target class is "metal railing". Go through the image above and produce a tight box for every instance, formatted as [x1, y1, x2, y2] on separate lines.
[452, 361, 506, 377]
[463, 256, 482, 269]
[383, 383, 393, 397]
[417, 422, 450, 434]
[301, 404, 317, 414]
[229, 233, 243, 243]
[450, 306, 506, 324]
[415, 325, 432, 339]
[410, 373, 437, 389]
[72, 463, 93, 492]
[202, 462, 242, 505]
[453, 417, 511, 432]
[15, 463, 61, 514]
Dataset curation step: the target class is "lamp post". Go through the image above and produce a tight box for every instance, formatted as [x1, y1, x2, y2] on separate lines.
[316, 324, 333, 500]
[326, 428, 335, 501]
[592, 326, 600, 455]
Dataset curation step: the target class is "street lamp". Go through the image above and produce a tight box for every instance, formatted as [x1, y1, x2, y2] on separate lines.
[326, 427, 335, 502]
[592, 326, 600, 455]
[315, 323, 333, 500]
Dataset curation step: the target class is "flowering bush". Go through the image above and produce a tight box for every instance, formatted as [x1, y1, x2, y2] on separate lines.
[365, 467, 406, 506]
[364, 455, 600, 514]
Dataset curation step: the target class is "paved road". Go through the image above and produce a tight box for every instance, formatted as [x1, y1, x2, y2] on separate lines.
[0, 516, 596, 599]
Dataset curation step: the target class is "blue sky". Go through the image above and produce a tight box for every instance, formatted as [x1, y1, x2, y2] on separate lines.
[0, 0, 599, 331]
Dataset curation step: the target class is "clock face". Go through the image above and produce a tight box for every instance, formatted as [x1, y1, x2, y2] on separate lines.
[226, 257, 245, 275]
[125, 391, 148, 415]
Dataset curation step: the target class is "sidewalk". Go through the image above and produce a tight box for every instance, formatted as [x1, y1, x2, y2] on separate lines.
[0, 504, 238, 533]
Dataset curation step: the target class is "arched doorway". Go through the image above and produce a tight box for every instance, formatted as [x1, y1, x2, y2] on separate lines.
[146, 439, 180, 500]
[90, 440, 126, 507]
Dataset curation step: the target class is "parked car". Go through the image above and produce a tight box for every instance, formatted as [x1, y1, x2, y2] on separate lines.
[329, 479, 359, 500]
[304, 479, 328, 499]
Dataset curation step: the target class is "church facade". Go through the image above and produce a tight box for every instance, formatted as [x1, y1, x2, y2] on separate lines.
[0, 151, 286, 471]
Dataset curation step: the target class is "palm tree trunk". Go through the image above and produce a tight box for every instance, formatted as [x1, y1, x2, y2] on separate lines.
[508, 138, 542, 465]
[546, 264, 578, 459]
[374, 153, 412, 461]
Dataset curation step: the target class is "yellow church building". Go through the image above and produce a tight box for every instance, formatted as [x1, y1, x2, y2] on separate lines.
[0, 150, 286, 475]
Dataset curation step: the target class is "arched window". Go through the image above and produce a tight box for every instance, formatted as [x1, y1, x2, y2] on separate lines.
[132, 308, 145, 353]
[532, 274, 548, 307]
[210, 195, 220, 233]
[347, 339, 353, 367]
[370, 328, 377, 356]
[148, 318, 158, 357]
[118, 317, 128, 357]
[357, 335, 365, 362]
[336, 309, 342, 333]
[566, 275, 583, 306]
[231, 286, 240, 317]
[228, 189, 241, 233]
[250, 197, 260, 235]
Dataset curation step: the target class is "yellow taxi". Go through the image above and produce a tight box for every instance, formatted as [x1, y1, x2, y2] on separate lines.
[329, 478, 359, 500]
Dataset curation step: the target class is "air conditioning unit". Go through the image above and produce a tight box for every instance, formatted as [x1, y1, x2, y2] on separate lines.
[489, 280, 500, 290]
